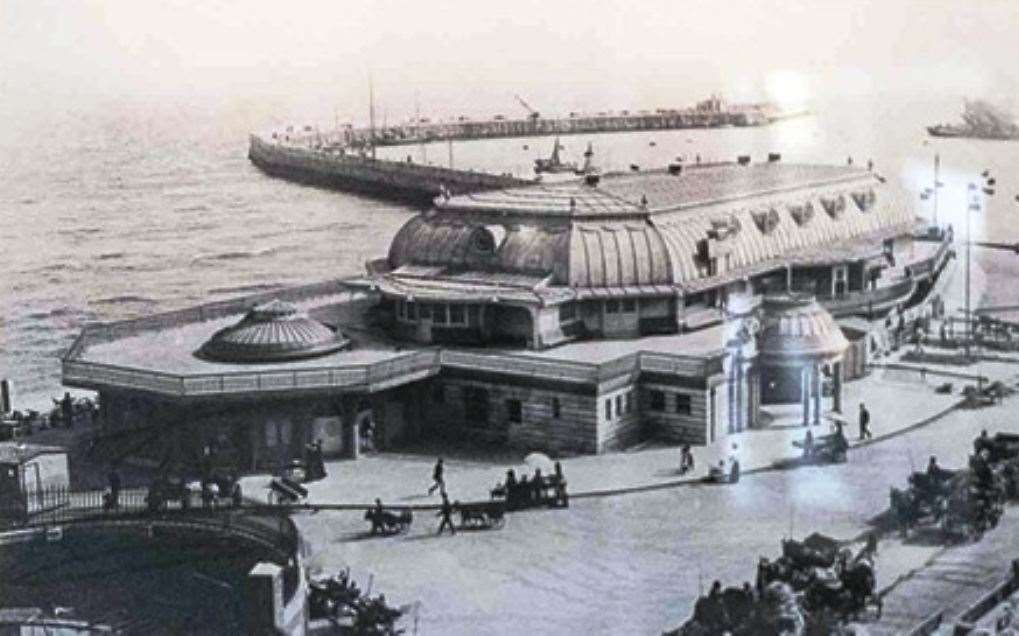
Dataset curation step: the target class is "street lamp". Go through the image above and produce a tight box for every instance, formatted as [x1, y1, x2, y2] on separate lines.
[964, 171, 996, 357]
[919, 153, 943, 232]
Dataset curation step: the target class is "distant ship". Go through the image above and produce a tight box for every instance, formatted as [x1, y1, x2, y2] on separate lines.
[534, 136, 578, 174]
[927, 100, 1019, 140]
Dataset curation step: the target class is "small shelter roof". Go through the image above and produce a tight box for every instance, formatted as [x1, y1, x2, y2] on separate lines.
[757, 294, 849, 366]
[197, 299, 350, 363]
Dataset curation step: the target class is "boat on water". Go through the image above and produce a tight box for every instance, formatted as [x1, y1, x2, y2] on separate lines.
[534, 136, 578, 174]
[927, 100, 1019, 140]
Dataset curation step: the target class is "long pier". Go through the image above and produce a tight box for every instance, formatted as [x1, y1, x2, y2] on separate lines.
[248, 133, 533, 206]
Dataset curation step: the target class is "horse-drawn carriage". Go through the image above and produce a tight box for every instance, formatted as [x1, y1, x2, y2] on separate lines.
[457, 499, 506, 530]
[791, 431, 848, 464]
[364, 506, 413, 535]
[490, 473, 568, 511]
[756, 532, 882, 623]
[975, 432, 1019, 499]
[889, 464, 1004, 542]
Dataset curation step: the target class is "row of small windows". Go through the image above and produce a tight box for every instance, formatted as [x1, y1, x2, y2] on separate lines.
[397, 300, 476, 325]
[604, 390, 635, 420]
[648, 389, 692, 415]
[604, 299, 637, 314]
[433, 385, 563, 422]
[434, 384, 686, 423]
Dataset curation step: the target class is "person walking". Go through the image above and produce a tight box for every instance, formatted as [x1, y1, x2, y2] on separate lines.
[436, 493, 456, 536]
[858, 403, 872, 440]
[427, 458, 445, 495]
[107, 467, 121, 508]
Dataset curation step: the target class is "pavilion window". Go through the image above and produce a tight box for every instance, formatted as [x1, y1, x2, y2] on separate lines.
[605, 398, 612, 420]
[615, 395, 623, 416]
[625, 391, 633, 413]
[622, 299, 636, 313]
[606, 299, 620, 314]
[559, 303, 577, 322]
[552, 397, 561, 419]
[418, 303, 432, 320]
[675, 393, 692, 415]
[468, 305, 480, 325]
[406, 301, 418, 320]
[449, 304, 466, 325]
[432, 304, 448, 325]
[649, 390, 666, 411]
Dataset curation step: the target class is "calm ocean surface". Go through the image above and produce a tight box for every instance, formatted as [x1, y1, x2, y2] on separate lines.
[3, 95, 1019, 409]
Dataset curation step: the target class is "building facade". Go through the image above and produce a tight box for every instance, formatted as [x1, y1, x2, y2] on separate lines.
[62, 160, 952, 470]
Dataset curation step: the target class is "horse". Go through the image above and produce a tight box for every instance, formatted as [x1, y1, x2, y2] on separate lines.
[364, 508, 412, 535]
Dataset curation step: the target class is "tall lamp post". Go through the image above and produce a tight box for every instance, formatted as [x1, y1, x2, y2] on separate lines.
[965, 170, 996, 357]
[920, 153, 944, 234]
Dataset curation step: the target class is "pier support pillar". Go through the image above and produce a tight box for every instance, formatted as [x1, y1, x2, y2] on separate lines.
[812, 365, 821, 426]
[832, 362, 843, 413]
[801, 366, 810, 427]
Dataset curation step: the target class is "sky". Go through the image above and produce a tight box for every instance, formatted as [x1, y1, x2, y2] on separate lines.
[2, 0, 1018, 128]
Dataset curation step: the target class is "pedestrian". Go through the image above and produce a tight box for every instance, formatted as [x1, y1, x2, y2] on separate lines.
[858, 403, 872, 440]
[803, 430, 814, 459]
[230, 479, 243, 507]
[679, 445, 694, 474]
[727, 443, 741, 483]
[436, 493, 456, 535]
[427, 458, 445, 495]
[312, 440, 326, 480]
[532, 468, 544, 502]
[61, 392, 74, 428]
[108, 467, 121, 507]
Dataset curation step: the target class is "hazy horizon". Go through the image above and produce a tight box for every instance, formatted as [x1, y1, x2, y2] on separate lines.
[3, 0, 1018, 134]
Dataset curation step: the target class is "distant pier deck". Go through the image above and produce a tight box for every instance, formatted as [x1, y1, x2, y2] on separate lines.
[345, 104, 806, 147]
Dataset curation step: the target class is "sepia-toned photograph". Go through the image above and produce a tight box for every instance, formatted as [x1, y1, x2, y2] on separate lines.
[3, 1, 1019, 633]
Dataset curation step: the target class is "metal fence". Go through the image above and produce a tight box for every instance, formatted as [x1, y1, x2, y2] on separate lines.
[0, 485, 303, 601]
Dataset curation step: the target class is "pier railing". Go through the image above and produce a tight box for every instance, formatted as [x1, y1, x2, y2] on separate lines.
[63, 279, 367, 358]
[1, 485, 304, 601]
[65, 346, 722, 397]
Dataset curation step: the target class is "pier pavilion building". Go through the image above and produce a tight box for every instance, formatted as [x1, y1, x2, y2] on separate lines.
[62, 160, 953, 471]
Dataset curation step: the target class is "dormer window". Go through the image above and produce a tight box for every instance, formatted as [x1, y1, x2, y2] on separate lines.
[788, 201, 815, 226]
[851, 189, 877, 212]
[820, 194, 847, 219]
[751, 208, 780, 234]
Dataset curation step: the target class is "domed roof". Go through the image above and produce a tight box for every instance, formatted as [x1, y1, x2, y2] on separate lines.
[757, 294, 849, 366]
[197, 300, 350, 363]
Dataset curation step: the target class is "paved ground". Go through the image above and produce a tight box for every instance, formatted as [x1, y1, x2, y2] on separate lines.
[870, 507, 1019, 635]
[263, 357, 1019, 635]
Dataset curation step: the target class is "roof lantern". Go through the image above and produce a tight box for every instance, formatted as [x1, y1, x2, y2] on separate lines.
[197, 299, 350, 363]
